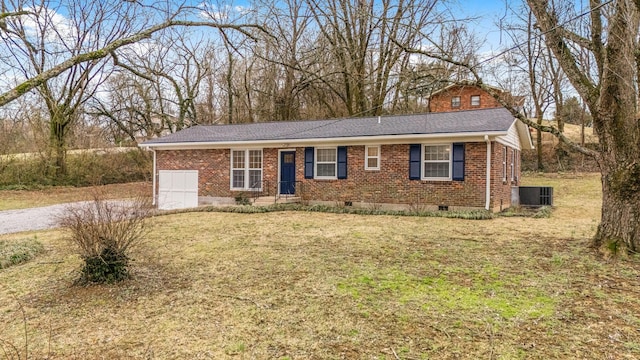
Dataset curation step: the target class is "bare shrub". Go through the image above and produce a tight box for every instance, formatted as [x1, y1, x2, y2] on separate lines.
[408, 197, 429, 213]
[58, 195, 152, 283]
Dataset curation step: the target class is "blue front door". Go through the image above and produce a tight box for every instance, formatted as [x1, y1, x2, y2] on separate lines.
[280, 151, 296, 195]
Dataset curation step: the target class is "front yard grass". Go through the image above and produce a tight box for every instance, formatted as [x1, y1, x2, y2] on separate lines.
[1, 172, 639, 359]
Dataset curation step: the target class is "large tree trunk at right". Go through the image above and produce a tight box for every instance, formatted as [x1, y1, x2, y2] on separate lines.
[594, 161, 640, 253]
[590, 0, 640, 254]
[526, 0, 640, 255]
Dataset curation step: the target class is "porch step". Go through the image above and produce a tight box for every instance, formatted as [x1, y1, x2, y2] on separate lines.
[253, 196, 301, 206]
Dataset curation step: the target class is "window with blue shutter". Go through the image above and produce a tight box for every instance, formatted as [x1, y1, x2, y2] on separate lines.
[337, 146, 347, 179]
[452, 143, 465, 181]
[409, 144, 421, 180]
[304, 147, 314, 179]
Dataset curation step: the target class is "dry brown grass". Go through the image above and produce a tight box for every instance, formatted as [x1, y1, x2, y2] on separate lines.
[0, 182, 151, 211]
[2, 173, 640, 359]
[538, 123, 598, 145]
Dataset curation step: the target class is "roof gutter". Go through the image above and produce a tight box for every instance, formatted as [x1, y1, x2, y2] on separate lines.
[139, 131, 508, 150]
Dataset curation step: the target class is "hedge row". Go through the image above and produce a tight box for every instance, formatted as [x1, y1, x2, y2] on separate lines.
[0, 149, 151, 189]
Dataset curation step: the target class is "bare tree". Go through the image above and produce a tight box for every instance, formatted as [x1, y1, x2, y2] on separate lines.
[94, 29, 219, 140]
[196, 53, 225, 125]
[305, 0, 441, 116]
[525, 0, 640, 253]
[90, 72, 161, 144]
[0, 0, 135, 177]
[0, 5, 265, 107]
[250, 0, 313, 121]
[0, 0, 266, 177]
[500, 7, 555, 170]
[560, 96, 593, 146]
[404, 0, 640, 253]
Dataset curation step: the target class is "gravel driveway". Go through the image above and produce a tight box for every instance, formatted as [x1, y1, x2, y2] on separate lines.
[0, 203, 81, 235]
[0, 200, 135, 235]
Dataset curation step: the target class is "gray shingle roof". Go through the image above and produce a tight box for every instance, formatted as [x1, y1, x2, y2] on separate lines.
[141, 108, 515, 145]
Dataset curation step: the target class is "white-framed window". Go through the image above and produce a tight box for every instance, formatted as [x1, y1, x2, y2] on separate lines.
[231, 149, 262, 190]
[365, 145, 380, 170]
[502, 146, 507, 182]
[471, 95, 481, 107]
[315, 147, 337, 179]
[422, 144, 451, 180]
[451, 96, 461, 108]
[511, 149, 516, 181]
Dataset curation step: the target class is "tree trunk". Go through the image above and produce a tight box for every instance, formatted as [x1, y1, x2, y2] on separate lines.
[536, 116, 544, 171]
[49, 118, 68, 179]
[226, 51, 234, 124]
[594, 162, 640, 253]
[589, 1, 640, 254]
[523, 0, 640, 255]
[580, 101, 586, 146]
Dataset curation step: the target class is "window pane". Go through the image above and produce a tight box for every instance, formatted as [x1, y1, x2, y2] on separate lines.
[440, 147, 449, 160]
[249, 150, 262, 169]
[503, 147, 507, 179]
[424, 145, 450, 161]
[451, 96, 461, 107]
[367, 146, 378, 157]
[284, 153, 294, 163]
[233, 151, 245, 169]
[424, 163, 449, 178]
[232, 170, 244, 188]
[317, 163, 336, 177]
[367, 157, 378, 168]
[424, 147, 432, 160]
[471, 95, 480, 106]
[317, 148, 336, 162]
[249, 169, 262, 189]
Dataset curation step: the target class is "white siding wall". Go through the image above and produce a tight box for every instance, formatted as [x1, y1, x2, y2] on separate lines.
[497, 122, 522, 150]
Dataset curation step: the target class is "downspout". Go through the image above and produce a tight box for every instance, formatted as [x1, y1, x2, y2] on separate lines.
[485, 135, 491, 211]
[152, 148, 157, 206]
[484, 135, 491, 210]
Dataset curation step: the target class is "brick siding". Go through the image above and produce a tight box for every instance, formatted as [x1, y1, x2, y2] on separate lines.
[490, 143, 521, 212]
[156, 142, 521, 211]
[429, 85, 504, 112]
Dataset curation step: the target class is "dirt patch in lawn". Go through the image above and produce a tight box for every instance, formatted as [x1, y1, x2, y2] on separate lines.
[1, 173, 640, 359]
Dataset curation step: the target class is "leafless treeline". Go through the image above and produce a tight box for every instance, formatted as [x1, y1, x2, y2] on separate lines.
[0, 0, 486, 156]
[0, 0, 591, 164]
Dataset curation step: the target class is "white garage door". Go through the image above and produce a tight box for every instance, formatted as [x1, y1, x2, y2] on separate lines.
[158, 170, 199, 210]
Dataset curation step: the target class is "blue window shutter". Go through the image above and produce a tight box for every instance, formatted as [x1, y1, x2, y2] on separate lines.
[304, 147, 314, 179]
[409, 144, 421, 180]
[452, 143, 465, 181]
[337, 146, 347, 179]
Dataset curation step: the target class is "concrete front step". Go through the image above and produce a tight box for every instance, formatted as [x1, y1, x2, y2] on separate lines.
[253, 196, 301, 206]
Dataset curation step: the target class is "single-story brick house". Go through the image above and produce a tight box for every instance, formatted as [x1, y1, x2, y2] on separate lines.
[140, 107, 533, 211]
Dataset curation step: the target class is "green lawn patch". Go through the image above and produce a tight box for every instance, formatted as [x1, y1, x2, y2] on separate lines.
[0, 237, 44, 269]
[338, 266, 555, 322]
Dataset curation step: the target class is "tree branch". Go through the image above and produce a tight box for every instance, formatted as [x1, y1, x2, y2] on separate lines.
[393, 40, 599, 158]
[557, 27, 593, 50]
[0, 10, 30, 22]
[476, 80, 599, 158]
[526, 0, 599, 111]
[0, 19, 268, 107]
